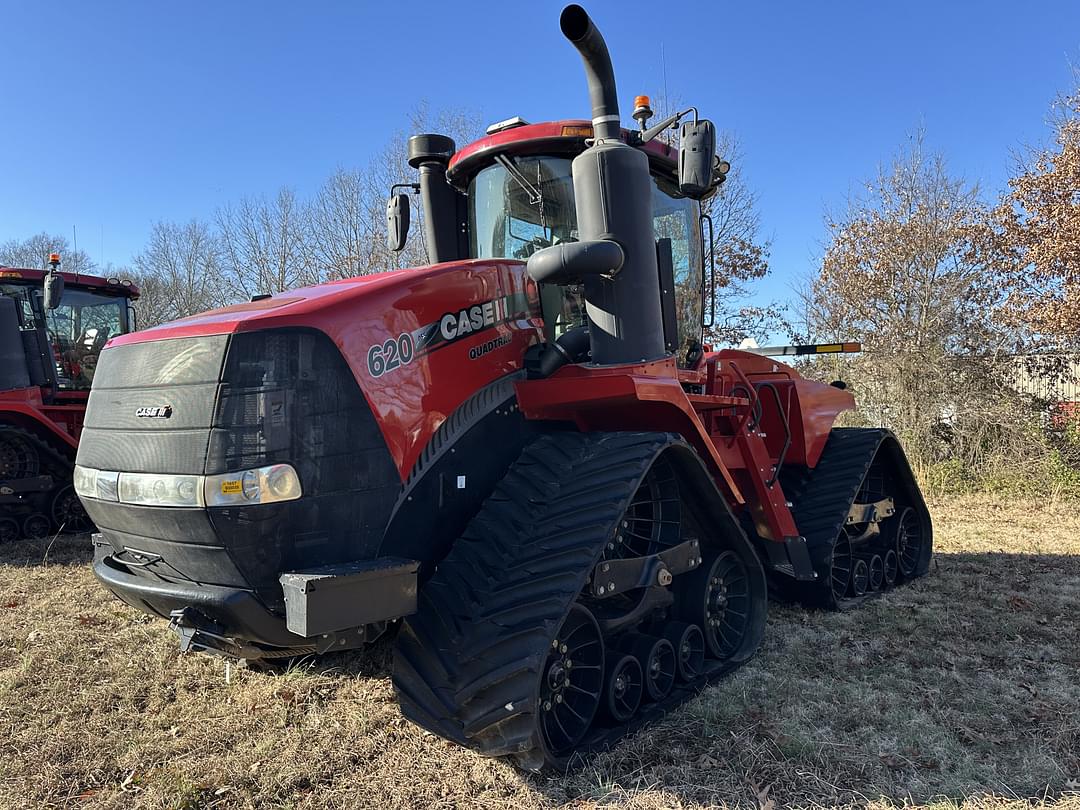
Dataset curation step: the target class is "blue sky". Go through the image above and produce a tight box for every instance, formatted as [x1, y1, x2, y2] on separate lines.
[2, 0, 1078, 307]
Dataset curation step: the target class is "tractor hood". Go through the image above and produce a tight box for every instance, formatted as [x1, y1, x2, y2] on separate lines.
[95, 258, 542, 480]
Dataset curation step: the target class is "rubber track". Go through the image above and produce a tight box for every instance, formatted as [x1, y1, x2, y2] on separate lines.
[780, 427, 930, 606]
[392, 430, 680, 768]
[0, 424, 76, 523]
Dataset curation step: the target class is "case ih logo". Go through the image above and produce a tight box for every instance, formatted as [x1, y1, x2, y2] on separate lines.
[135, 406, 172, 419]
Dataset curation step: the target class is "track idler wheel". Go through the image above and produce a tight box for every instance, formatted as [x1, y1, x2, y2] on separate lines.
[883, 549, 899, 586]
[829, 534, 853, 605]
[678, 549, 752, 660]
[868, 555, 884, 591]
[621, 634, 675, 702]
[663, 622, 705, 682]
[0, 518, 18, 544]
[599, 653, 643, 724]
[23, 513, 50, 540]
[895, 507, 926, 578]
[539, 604, 605, 757]
[850, 559, 869, 596]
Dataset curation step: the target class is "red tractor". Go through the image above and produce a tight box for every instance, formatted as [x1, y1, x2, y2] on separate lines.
[77, 6, 931, 769]
[0, 255, 139, 541]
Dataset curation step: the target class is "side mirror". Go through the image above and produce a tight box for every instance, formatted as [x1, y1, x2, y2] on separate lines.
[43, 272, 64, 311]
[386, 193, 411, 252]
[678, 118, 716, 199]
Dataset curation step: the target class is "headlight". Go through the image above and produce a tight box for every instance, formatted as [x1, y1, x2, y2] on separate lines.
[118, 472, 204, 508]
[74, 465, 119, 502]
[205, 464, 303, 507]
[73, 464, 302, 508]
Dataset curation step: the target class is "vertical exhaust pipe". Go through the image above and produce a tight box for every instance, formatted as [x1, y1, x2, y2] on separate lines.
[558, 5, 667, 365]
[559, 5, 621, 142]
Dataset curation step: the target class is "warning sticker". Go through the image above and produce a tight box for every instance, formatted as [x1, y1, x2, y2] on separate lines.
[220, 480, 243, 495]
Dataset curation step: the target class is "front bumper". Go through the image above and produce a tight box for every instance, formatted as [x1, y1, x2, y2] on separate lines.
[92, 535, 419, 659]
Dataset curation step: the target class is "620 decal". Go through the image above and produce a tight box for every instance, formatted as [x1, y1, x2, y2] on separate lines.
[367, 333, 415, 377]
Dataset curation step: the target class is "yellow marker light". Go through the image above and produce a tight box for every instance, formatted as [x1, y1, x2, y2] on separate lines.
[0, 270, 22, 279]
[561, 125, 593, 138]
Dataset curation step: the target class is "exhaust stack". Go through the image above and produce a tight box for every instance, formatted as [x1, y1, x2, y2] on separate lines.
[559, 5, 621, 142]
[549, 4, 667, 365]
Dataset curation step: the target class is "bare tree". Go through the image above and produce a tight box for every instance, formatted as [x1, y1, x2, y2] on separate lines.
[216, 187, 319, 299]
[310, 105, 483, 279]
[131, 220, 228, 327]
[0, 232, 95, 273]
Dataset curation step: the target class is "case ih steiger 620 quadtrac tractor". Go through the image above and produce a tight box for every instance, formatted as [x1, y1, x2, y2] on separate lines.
[76, 5, 931, 769]
[0, 255, 138, 542]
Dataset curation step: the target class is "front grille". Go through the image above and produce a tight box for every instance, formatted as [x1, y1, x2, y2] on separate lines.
[81, 328, 401, 610]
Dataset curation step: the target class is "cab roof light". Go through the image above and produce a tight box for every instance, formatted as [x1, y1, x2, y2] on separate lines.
[107, 276, 121, 285]
[485, 116, 530, 135]
[0, 270, 22, 279]
[560, 124, 593, 138]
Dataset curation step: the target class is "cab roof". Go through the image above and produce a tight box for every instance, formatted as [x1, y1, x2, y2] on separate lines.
[446, 119, 680, 190]
[0, 266, 140, 298]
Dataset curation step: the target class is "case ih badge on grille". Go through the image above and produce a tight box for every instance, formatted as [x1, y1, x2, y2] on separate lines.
[134, 406, 172, 419]
[78, 3, 933, 773]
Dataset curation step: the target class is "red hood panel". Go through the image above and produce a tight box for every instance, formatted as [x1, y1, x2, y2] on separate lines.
[103, 259, 543, 480]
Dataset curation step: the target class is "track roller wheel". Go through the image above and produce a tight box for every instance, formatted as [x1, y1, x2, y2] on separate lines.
[539, 604, 605, 756]
[883, 549, 898, 586]
[663, 622, 704, 682]
[599, 653, 643, 724]
[622, 634, 675, 702]
[895, 507, 926, 578]
[23, 513, 50, 540]
[51, 484, 92, 533]
[678, 549, 752, 660]
[868, 555, 884, 591]
[0, 518, 18, 544]
[851, 558, 869, 596]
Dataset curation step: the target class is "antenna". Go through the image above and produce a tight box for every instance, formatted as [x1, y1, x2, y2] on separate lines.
[72, 225, 80, 282]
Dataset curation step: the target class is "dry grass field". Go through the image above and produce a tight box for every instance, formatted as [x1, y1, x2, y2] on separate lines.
[1, 497, 1078, 809]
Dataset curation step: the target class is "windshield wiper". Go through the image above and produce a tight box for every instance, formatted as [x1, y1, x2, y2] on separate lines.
[494, 154, 543, 206]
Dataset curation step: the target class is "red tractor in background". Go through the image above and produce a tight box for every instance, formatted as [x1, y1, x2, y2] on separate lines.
[0, 255, 138, 541]
[76, 6, 932, 770]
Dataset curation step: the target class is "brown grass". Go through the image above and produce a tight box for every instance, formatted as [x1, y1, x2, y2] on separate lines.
[1, 497, 1078, 809]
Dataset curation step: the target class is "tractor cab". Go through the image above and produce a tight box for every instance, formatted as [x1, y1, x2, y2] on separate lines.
[0, 260, 138, 395]
[389, 115, 723, 366]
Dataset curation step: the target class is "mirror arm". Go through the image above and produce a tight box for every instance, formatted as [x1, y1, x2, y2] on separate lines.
[634, 106, 698, 145]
